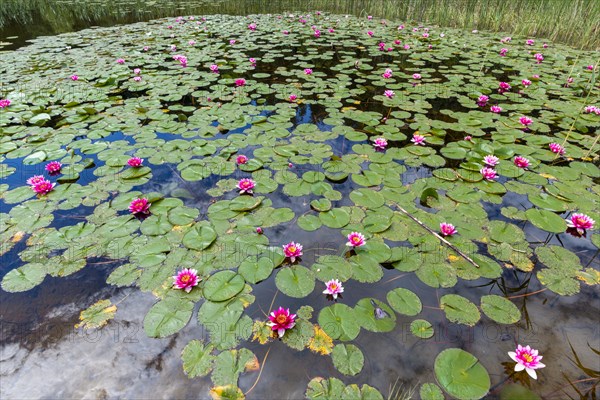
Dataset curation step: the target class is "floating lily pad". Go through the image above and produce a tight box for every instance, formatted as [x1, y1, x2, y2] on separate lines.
[203, 271, 246, 302]
[331, 344, 364, 376]
[440, 294, 481, 326]
[434, 348, 490, 400]
[480, 295, 521, 324]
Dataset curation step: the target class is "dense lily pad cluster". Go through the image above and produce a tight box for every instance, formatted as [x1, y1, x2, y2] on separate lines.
[1, 10, 599, 400]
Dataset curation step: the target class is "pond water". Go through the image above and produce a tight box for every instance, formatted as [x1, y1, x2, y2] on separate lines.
[1, 4, 599, 400]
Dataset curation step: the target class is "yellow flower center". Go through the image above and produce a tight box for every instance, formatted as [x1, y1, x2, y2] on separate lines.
[523, 353, 533, 363]
[181, 275, 190, 283]
[576, 217, 586, 225]
[276, 314, 287, 324]
[352, 237, 360, 243]
[288, 246, 296, 253]
[329, 283, 337, 291]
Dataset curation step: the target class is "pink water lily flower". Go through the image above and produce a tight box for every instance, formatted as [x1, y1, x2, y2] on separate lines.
[237, 178, 255, 194]
[0, 99, 10, 108]
[382, 68, 393, 79]
[32, 180, 55, 196]
[440, 223, 458, 237]
[508, 344, 545, 379]
[173, 54, 187, 67]
[188, 40, 196, 46]
[384, 90, 395, 98]
[464, 135, 472, 141]
[499, 48, 508, 56]
[566, 213, 595, 235]
[134, 68, 141, 75]
[522, 79, 532, 87]
[210, 64, 219, 73]
[236, 155, 248, 165]
[282, 30, 289, 35]
[256, 227, 263, 234]
[70, 75, 79, 81]
[584, 106, 600, 115]
[127, 157, 143, 167]
[373, 137, 388, 150]
[283, 242, 303, 262]
[289, 94, 297, 102]
[480, 167, 498, 181]
[490, 105, 502, 113]
[367, 30, 374, 37]
[412, 73, 422, 80]
[229, 39, 236, 45]
[45, 161, 62, 174]
[587, 65, 595, 70]
[133, 76, 142, 82]
[513, 156, 530, 169]
[519, 116, 533, 126]
[549, 142, 565, 155]
[483, 155, 499, 167]
[422, 32, 429, 38]
[129, 198, 150, 215]
[526, 39, 535, 46]
[248, 23, 257, 31]
[328, 28, 334, 33]
[267, 307, 296, 338]
[172, 268, 200, 293]
[26, 175, 46, 186]
[314, 30, 321, 38]
[304, 68, 313, 75]
[477, 95, 489, 107]
[235, 78, 246, 87]
[116, 58, 125, 64]
[499, 81, 511, 93]
[411, 134, 426, 145]
[323, 279, 344, 299]
[142, 46, 149, 51]
[404, 44, 411, 50]
[534, 53, 544, 63]
[346, 231, 366, 247]
[367, 15, 372, 20]
[249, 58, 256, 64]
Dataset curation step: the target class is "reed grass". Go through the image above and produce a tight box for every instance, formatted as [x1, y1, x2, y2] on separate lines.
[1, 0, 598, 50]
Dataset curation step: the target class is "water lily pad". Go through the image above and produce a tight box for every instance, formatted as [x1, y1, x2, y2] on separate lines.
[1, 263, 46, 292]
[386, 288, 422, 316]
[410, 319, 434, 339]
[420, 383, 444, 400]
[319, 208, 350, 228]
[331, 344, 364, 376]
[275, 265, 315, 298]
[144, 295, 194, 338]
[181, 340, 215, 378]
[480, 295, 521, 324]
[182, 221, 217, 251]
[525, 209, 567, 233]
[440, 294, 481, 326]
[434, 348, 490, 400]
[354, 298, 396, 332]
[203, 271, 246, 302]
[318, 303, 360, 341]
[350, 188, 385, 209]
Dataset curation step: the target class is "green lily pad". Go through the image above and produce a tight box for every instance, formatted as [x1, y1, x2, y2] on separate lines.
[203, 271, 246, 302]
[386, 288, 422, 316]
[331, 344, 364, 376]
[434, 348, 490, 400]
[275, 265, 315, 298]
[318, 303, 360, 341]
[480, 295, 521, 324]
[410, 319, 434, 339]
[440, 294, 481, 326]
[525, 208, 567, 233]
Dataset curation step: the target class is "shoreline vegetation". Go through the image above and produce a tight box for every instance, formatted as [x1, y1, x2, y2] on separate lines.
[0, 0, 599, 50]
